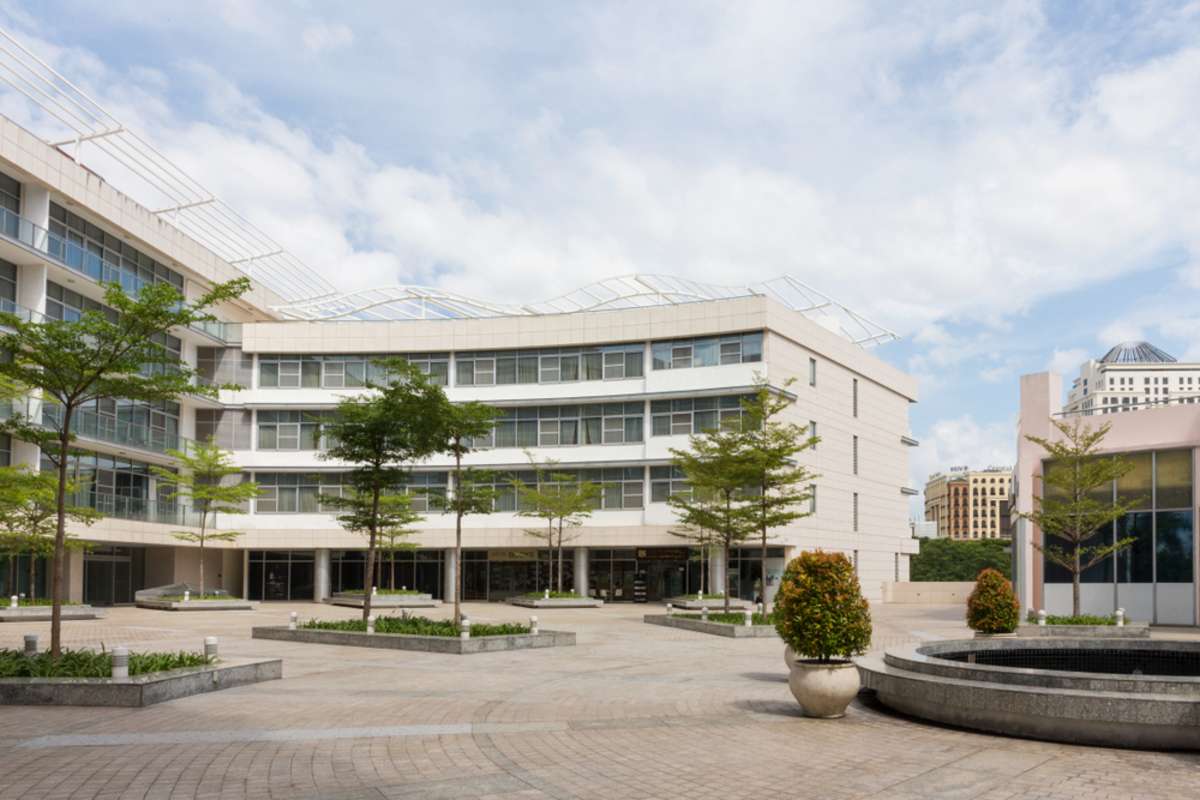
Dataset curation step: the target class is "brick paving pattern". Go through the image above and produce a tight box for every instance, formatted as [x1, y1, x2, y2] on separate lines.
[0, 602, 1197, 799]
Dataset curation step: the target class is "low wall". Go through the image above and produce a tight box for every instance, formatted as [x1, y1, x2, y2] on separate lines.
[880, 582, 974, 604]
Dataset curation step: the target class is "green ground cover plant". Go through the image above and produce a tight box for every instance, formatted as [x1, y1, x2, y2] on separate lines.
[14, 599, 80, 606]
[674, 611, 774, 625]
[302, 615, 529, 637]
[0, 648, 210, 678]
[521, 591, 582, 599]
[1026, 611, 1119, 625]
[158, 594, 235, 601]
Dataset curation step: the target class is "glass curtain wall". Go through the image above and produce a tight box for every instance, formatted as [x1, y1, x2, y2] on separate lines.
[247, 551, 315, 601]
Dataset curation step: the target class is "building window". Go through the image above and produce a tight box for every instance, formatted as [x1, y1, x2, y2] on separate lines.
[651, 395, 749, 436]
[809, 484, 817, 514]
[256, 410, 337, 451]
[650, 466, 689, 502]
[852, 492, 859, 532]
[651, 332, 763, 371]
[259, 353, 448, 388]
[483, 402, 644, 448]
[48, 203, 185, 292]
[488, 467, 643, 511]
[852, 435, 858, 475]
[195, 409, 252, 450]
[0, 170, 19, 214]
[852, 378, 858, 417]
[458, 344, 642, 386]
[809, 357, 817, 387]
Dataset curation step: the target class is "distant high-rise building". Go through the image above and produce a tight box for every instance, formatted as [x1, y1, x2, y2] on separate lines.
[1065, 341, 1200, 416]
[924, 467, 1013, 540]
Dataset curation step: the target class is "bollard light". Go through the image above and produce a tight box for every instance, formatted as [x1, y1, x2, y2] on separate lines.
[544, 588, 550, 600]
[23, 633, 37, 657]
[460, 616, 471, 641]
[1116, 608, 1125, 627]
[204, 636, 218, 661]
[744, 608, 753, 627]
[371, 586, 377, 597]
[111, 645, 129, 679]
[756, 602, 764, 616]
[666, 603, 673, 617]
[530, 615, 539, 635]
[183, 590, 190, 603]
[288, 611, 298, 631]
[9, 595, 16, 609]
[701, 606, 708, 621]
[366, 615, 376, 635]
[1037, 609, 1046, 626]
[696, 591, 702, 601]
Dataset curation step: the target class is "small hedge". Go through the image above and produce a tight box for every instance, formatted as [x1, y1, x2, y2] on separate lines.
[13, 599, 81, 607]
[966, 568, 1019, 634]
[159, 594, 235, 601]
[1025, 611, 1118, 626]
[302, 614, 529, 637]
[773, 551, 871, 663]
[341, 588, 424, 596]
[0, 648, 210, 678]
[521, 591, 582, 599]
[674, 612, 774, 625]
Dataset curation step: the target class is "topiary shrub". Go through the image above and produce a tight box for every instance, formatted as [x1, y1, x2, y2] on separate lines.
[773, 551, 872, 663]
[966, 568, 1020, 634]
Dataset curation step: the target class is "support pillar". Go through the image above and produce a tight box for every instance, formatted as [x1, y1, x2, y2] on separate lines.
[573, 547, 588, 597]
[65, 548, 84, 603]
[314, 548, 331, 601]
[443, 548, 458, 602]
[709, 548, 726, 597]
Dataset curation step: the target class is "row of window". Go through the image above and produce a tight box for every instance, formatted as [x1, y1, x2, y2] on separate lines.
[649, 333, 762, 371]
[456, 344, 644, 386]
[49, 203, 185, 291]
[258, 353, 450, 388]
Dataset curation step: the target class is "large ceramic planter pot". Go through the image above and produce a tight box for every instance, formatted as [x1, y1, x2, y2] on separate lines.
[783, 645, 795, 669]
[787, 660, 860, 718]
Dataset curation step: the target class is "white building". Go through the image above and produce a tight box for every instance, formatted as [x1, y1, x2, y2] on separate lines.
[0, 54, 921, 606]
[1065, 342, 1200, 416]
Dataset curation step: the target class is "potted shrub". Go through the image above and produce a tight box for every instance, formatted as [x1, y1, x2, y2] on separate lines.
[773, 551, 872, 718]
[966, 568, 1020, 637]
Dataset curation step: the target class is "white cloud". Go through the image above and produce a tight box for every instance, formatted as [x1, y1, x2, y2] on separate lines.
[301, 22, 354, 54]
[1046, 348, 1088, 376]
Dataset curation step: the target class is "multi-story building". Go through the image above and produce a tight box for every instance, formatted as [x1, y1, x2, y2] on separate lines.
[0, 109, 920, 607]
[1065, 341, 1200, 416]
[924, 467, 1012, 540]
[1016, 372, 1198, 625]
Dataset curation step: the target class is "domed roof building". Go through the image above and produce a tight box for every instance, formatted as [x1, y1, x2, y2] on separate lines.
[1065, 340, 1197, 415]
[1099, 341, 1177, 365]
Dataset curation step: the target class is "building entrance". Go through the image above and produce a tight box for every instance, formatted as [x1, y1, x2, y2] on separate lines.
[83, 546, 145, 605]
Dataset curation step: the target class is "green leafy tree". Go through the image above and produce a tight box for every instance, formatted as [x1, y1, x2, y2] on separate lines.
[515, 455, 600, 593]
[966, 567, 1020, 634]
[668, 422, 756, 613]
[319, 359, 445, 621]
[909, 538, 1011, 581]
[0, 278, 248, 656]
[1017, 418, 1140, 617]
[431, 400, 500, 625]
[668, 523, 716, 595]
[326, 489, 424, 593]
[0, 467, 98, 600]
[735, 379, 818, 610]
[773, 551, 871, 663]
[151, 438, 260, 597]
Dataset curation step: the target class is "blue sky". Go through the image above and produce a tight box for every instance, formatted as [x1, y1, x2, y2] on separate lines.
[3, 1, 1199, 508]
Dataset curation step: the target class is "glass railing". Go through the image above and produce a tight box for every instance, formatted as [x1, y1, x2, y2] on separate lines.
[0, 206, 241, 344]
[41, 403, 196, 458]
[68, 490, 202, 527]
[0, 297, 43, 324]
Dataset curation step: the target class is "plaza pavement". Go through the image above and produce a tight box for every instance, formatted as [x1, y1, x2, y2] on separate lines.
[0, 601, 1197, 800]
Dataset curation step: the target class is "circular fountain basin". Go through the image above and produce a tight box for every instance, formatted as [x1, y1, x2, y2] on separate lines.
[856, 638, 1200, 750]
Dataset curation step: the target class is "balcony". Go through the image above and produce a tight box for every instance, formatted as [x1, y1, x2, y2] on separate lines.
[41, 403, 196, 459]
[69, 490, 202, 528]
[0, 206, 241, 344]
[0, 296, 43, 324]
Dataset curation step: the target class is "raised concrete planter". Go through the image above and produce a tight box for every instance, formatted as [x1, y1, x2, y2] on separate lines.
[328, 593, 440, 609]
[0, 605, 104, 622]
[665, 596, 752, 611]
[136, 599, 257, 611]
[0, 658, 282, 707]
[252, 626, 575, 654]
[643, 614, 776, 638]
[1019, 623, 1150, 639]
[880, 581, 975, 604]
[509, 596, 604, 608]
[858, 638, 1200, 750]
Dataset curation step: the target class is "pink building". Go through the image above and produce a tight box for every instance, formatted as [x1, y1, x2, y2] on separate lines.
[1015, 371, 1199, 625]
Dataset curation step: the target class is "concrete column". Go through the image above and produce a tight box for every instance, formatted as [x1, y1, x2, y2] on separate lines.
[443, 548, 458, 602]
[19, 183, 50, 230]
[573, 547, 588, 596]
[709, 548, 726, 597]
[65, 548, 84, 603]
[314, 548, 331, 601]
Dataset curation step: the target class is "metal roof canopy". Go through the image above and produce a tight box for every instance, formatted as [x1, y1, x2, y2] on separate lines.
[273, 274, 898, 348]
[0, 27, 336, 304]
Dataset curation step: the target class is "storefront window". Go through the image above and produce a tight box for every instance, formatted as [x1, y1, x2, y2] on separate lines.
[1116, 512, 1153, 583]
[1155, 511, 1194, 583]
[1155, 450, 1192, 509]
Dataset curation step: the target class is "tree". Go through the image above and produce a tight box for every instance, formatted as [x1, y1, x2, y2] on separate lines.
[1017, 417, 1140, 617]
[431, 400, 500, 625]
[734, 380, 818, 610]
[0, 278, 249, 656]
[668, 522, 716, 595]
[515, 455, 600, 593]
[319, 359, 445, 621]
[909, 537, 1011, 581]
[668, 422, 756, 613]
[0, 467, 98, 601]
[151, 438, 260, 597]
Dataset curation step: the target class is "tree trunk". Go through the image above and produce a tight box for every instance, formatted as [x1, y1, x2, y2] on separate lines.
[7, 554, 14, 599]
[760, 523, 768, 614]
[28, 554, 35, 602]
[453, 449, 463, 626]
[198, 508, 207, 597]
[52, 420, 73, 659]
[389, 551, 396, 590]
[723, 496, 732, 614]
[556, 519, 564, 593]
[362, 487, 381, 622]
[1072, 543, 1081, 617]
